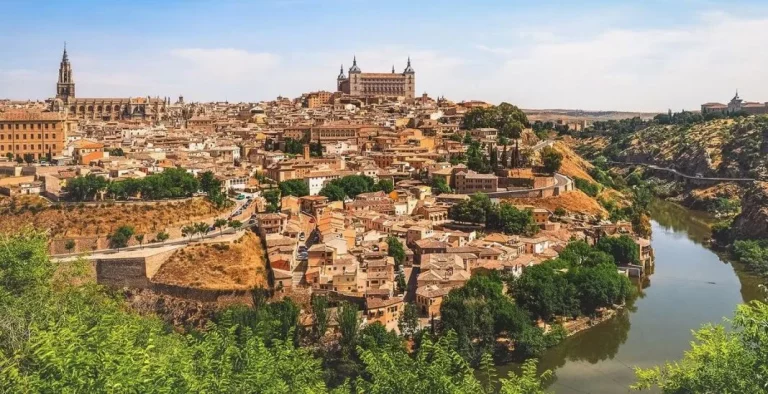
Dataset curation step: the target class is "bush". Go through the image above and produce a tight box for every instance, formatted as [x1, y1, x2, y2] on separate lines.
[574, 177, 601, 197]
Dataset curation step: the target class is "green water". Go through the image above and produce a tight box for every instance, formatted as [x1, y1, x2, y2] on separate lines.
[498, 199, 765, 393]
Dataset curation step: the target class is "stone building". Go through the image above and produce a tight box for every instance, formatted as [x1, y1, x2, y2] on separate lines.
[0, 110, 69, 160]
[701, 91, 768, 115]
[336, 57, 415, 102]
[51, 45, 170, 122]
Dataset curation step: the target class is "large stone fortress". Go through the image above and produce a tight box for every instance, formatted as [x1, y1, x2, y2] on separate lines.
[336, 56, 415, 102]
[52, 45, 170, 122]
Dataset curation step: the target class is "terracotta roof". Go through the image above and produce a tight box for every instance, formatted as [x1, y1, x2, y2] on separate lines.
[0, 110, 64, 121]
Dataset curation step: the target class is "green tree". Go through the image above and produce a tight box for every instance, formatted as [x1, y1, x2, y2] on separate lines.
[64, 239, 76, 253]
[66, 174, 108, 201]
[386, 236, 406, 268]
[135, 234, 145, 248]
[214, 218, 228, 237]
[337, 301, 360, 356]
[155, 231, 170, 243]
[511, 263, 580, 321]
[108, 225, 135, 250]
[596, 235, 640, 265]
[228, 220, 243, 232]
[311, 295, 329, 341]
[431, 177, 452, 195]
[398, 302, 420, 338]
[540, 146, 563, 174]
[487, 203, 538, 235]
[23, 153, 35, 165]
[279, 179, 309, 197]
[319, 183, 346, 201]
[374, 179, 394, 194]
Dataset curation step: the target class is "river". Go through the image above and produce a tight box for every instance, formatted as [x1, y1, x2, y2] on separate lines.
[498, 199, 765, 393]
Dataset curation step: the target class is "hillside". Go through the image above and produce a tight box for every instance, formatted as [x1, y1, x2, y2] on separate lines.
[601, 116, 768, 179]
[0, 196, 227, 239]
[152, 232, 268, 291]
[505, 189, 608, 217]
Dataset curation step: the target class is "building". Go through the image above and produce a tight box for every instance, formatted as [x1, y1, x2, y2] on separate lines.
[72, 139, 105, 165]
[51, 45, 170, 122]
[701, 91, 768, 115]
[454, 169, 498, 194]
[304, 91, 332, 108]
[336, 57, 415, 102]
[0, 110, 69, 161]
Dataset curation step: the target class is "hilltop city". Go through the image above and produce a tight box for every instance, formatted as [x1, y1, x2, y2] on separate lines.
[0, 46, 659, 332]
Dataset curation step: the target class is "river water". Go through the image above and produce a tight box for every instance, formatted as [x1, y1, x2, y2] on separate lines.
[499, 199, 765, 393]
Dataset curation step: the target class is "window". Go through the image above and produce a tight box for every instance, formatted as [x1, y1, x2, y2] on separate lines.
[45, 134, 48, 139]
[22, 134, 26, 139]
[52, 144, 56, 149]
[37, 134, 41, 139]
[51, 134, 55, 139]
[38, 144, 41, 149]
[44, 124, 49, 129]
[22, 124, 26, 130]
[22, 144, 26, 150]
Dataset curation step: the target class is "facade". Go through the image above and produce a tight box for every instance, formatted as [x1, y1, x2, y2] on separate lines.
[453, 170, 499, 194]
[0, 110, 69, 160]
[52, 46, 170, 122]
[337, 57, 415, 102]
[701, 91, 768, 115]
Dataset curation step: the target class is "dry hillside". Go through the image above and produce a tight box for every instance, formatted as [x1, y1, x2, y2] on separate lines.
[0, 196, 226, 238]
[505, 189, 608, 216]
[152, 232, 268, 291]
[553, 140, 596, 183]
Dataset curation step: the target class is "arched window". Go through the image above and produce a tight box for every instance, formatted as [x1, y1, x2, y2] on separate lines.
[88, 106, 94, 111]
[79, 106, 85, 112]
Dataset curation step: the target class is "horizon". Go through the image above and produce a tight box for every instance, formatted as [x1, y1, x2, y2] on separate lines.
[2, 0, 768, 112]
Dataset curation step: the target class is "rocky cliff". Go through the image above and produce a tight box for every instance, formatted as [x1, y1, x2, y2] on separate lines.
[730, 181, 768, 240]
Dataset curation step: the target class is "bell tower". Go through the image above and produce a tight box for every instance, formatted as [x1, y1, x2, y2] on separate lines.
[56, 43, 75, 103]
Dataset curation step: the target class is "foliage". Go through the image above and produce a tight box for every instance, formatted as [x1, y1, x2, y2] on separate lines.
[228, 220, 243, 231]
[311, 295, 330, 341]
[449, 194, 537, 236]
[373, 179, 394, 194]
[107, 147, 124, 156]
[66, 173, 108, 201]
[466, 140, 492, 174]
[732, 239, 768, 276]
[283, 138, 305, 155]
[573, 177, 601, 197]
[596, 235, 640, 265]
[633, 301, 768, 393]
[431, 177, 452, 195]
[155, 231, 170, 243]
[511, 263, 579, 321]
[279, 179, 310, 198]
[319, 183, 347, 201]
[386, 236, 406, 268]
[553, 207, 567, 216]
[398, 303, 420, 339]
[462, 102, 529, 140]
[263, 189, 281, 212]
[540, 146, 563, 174]
[337, 301, 360, 356]
[108, 225, 135, 249]
[64, 239, 76, 252]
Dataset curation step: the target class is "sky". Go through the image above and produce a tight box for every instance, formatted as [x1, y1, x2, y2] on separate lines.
[2, 0, 768, 111]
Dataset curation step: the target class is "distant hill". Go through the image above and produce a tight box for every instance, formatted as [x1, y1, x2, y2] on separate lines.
[524, 109, 660, 122]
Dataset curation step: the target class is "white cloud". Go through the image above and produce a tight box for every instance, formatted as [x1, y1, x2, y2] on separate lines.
[478, 12, 768, 111]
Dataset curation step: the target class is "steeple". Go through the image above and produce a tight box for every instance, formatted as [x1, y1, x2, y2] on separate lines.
[392, 64, 395, 73]
[403, 56, 415, 74]
[349, 55, 361, 73]
[56, 43, 75, 102]
[337, 64, 346, 80]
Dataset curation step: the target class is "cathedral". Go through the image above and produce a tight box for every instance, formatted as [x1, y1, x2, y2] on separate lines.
[336, 57, 415, 102]
[52, 45, 170, 122]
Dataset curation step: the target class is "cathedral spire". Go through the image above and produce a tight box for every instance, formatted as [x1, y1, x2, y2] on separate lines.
[62, 42, 69, 62]
[392, 64, 395, 73]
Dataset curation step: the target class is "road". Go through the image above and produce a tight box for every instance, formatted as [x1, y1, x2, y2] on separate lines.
[610, 161, 757, 182]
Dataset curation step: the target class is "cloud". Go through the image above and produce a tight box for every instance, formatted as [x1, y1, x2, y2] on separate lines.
[478, 12, 768, 111]
[170, 48, 280, 82]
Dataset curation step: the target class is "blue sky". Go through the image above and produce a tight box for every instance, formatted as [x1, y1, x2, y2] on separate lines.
[2, 0, 768, 111]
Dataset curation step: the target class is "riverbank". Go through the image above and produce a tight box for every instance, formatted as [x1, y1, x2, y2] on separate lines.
[496, 200, 766, 393]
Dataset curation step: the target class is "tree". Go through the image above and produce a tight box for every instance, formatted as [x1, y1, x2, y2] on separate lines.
[155, 231, 170, 243]
[107, 147, 124, 156]
[633, 301, 768, 393]
[23, 153, 35, 165]
[214, 218, 228, 237]
[398, 302, 420, 338]
[568, 262, 632, 315]
[66, 174, 108, 201]
[198, 171, 222, 196]
[194, 222, 209, 240]
[279, 179, 309, 198]
[319, 183, 346, 201]
[337, 301, 360, 356]
[386, 236, 405, 268]
[64, 239, 76, 253]
[431, 177, 452, 195]
[487, 203, 538, 235]
[263, 189, 280, 212]
[310, 296, 329, 342]
[540, 146, 563, 174]
[596, 235, 640, 265]
[228, 220, 243, 232]
[108, 225, 135, 250]
[182, 225, 195, 241]
[511, 263, 580, 321]
[135, 234, 145, 248]
[374, 179, 394, 194]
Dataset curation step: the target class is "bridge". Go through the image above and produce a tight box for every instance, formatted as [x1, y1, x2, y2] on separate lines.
[609, 161, 757, 185]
